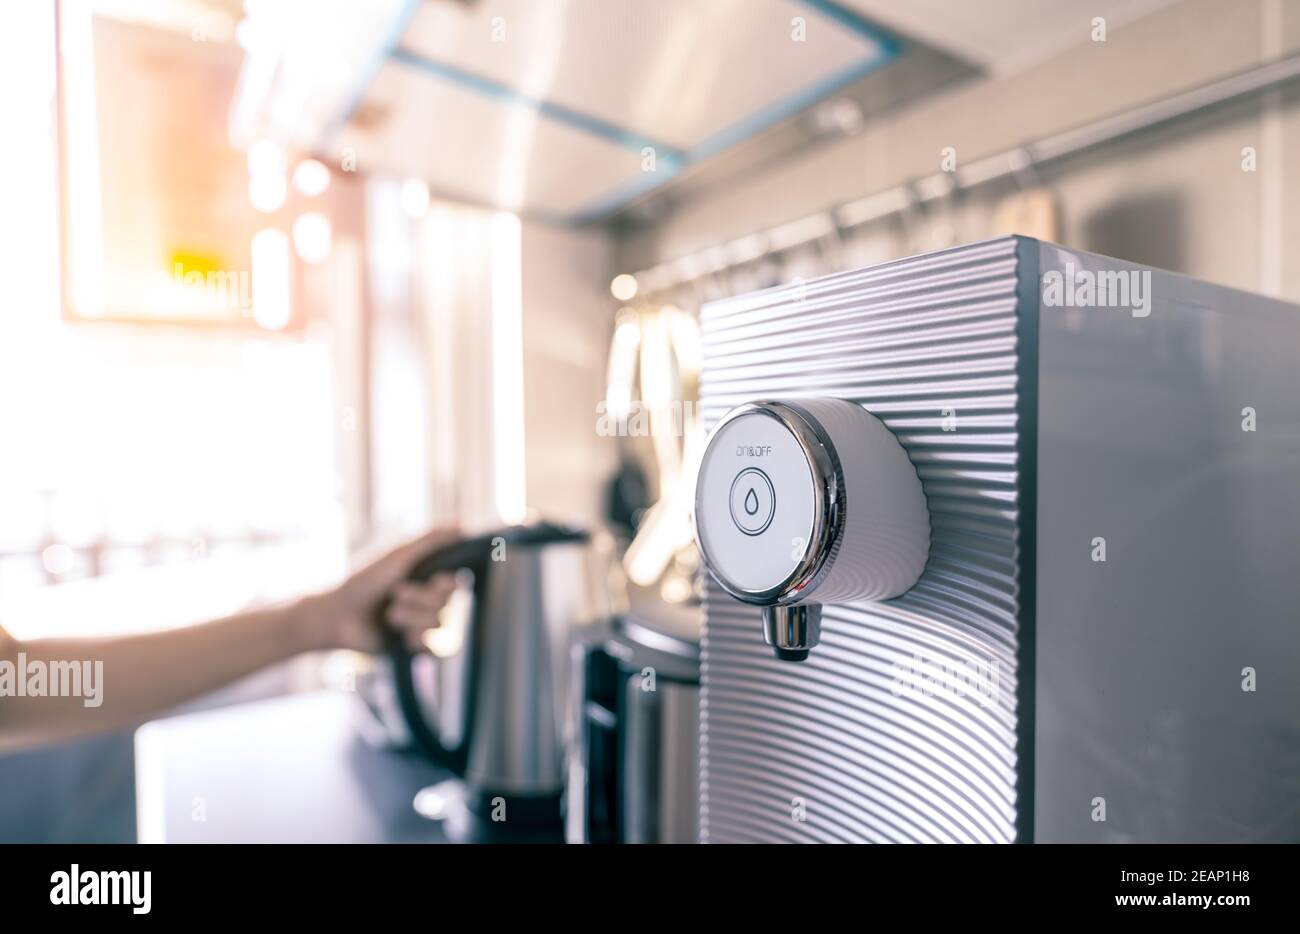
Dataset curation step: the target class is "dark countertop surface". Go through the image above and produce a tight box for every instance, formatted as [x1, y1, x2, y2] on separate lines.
[134, 690, 452, 843]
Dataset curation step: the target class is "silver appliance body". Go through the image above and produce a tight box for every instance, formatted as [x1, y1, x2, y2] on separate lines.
[567, 609, 701, 844]
[458, 540, 582, 791]
[698, 236, 1300, 842]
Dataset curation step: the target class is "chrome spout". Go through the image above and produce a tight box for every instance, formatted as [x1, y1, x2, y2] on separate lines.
[761, 603, 821, 662]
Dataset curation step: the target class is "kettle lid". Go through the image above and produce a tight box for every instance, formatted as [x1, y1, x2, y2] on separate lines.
[448, 522, 589, 556]
[492, 521, 590, 548]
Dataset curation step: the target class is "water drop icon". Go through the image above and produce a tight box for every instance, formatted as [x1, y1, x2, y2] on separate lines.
[729, 468, 774, 535]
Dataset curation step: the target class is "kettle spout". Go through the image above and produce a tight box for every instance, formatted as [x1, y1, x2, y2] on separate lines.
[761, 604, 822, 662]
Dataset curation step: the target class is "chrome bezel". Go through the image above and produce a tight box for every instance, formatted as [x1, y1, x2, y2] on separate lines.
[692, 400, 844, 607]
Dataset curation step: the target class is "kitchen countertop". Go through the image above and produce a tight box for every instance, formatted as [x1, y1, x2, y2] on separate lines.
[134, 690, 452, 843]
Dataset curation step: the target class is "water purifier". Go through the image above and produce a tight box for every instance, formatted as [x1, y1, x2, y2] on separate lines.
[692, 236, 1300, 843]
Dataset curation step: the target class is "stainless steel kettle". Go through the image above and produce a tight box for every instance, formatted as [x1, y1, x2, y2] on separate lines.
[381, 522, 610, 840]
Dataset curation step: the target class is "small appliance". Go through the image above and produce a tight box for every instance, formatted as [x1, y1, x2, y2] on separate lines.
[380, 523, 609, 842]
[693, 237, 1300, 842]
[567, 595, 701, 844]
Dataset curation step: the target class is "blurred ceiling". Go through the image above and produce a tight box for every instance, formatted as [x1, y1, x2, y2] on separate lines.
[223, 0, 1175, 226]
[839, 0, 1177, 75]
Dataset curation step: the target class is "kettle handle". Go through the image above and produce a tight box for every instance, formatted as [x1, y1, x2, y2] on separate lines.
[379, 535, 493, 776]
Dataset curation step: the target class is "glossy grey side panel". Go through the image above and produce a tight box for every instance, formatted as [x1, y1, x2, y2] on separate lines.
[1034, 243, 1300, 841]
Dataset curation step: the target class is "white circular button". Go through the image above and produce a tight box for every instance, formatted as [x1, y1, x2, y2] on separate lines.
[694, 399, 932, 660]
[694, 410, 817, 594]
[729, 467, 775, 535]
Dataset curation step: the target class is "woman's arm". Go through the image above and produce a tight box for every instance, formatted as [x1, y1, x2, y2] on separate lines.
[0, 528, 459, 751]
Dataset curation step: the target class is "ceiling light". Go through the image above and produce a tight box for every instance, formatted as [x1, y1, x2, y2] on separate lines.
[292, 212, 332, 264]
[292, 159, 331, 197]
[247, 138, 284, 178]
[248, 172, 286, 213]
[610, 274, 638, 302]
[251, 228, 291, 330]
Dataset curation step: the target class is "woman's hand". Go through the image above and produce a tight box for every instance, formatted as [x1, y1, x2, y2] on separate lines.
[0, 526, 465, 750]
[304, 526, 462, 653]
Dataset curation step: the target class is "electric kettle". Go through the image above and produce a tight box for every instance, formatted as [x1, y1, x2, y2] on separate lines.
[380, 522, 611, 842]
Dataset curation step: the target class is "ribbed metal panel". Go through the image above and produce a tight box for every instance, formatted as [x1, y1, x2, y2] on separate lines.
[699, 237, 1025, 843]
